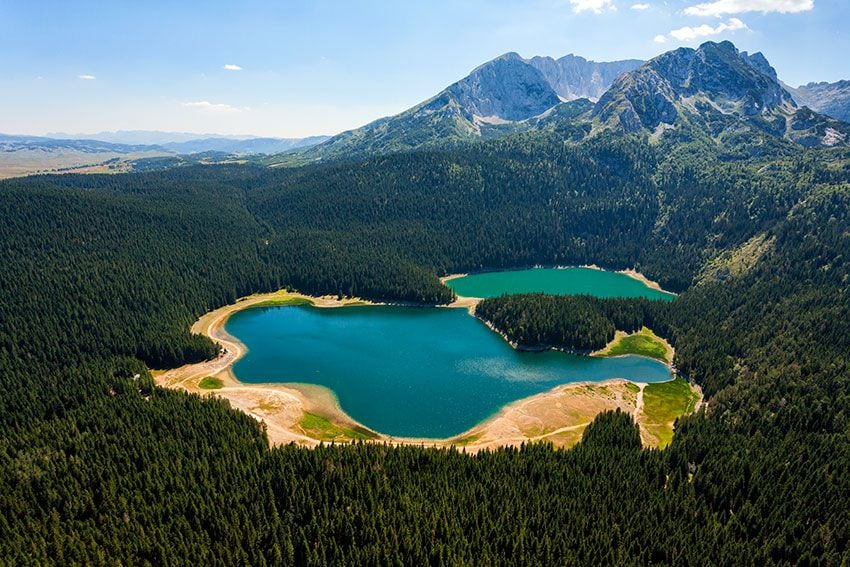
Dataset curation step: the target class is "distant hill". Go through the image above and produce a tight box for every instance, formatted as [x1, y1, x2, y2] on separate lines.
[46, 130, 236, 145]
[160, 136, 330, 155]
[785, 80, 850, 123]
[43, 131, 330, 154]
[0, 132, 329, 178]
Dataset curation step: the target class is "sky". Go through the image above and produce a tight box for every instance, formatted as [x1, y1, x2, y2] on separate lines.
[0, 0, 847, 138]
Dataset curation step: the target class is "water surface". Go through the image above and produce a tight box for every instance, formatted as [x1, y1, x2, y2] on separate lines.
[227, 305, 671, 438]
[446, 267, 675, 300]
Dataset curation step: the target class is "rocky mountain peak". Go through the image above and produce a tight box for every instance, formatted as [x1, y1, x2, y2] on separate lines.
[593, 40, 797, 134]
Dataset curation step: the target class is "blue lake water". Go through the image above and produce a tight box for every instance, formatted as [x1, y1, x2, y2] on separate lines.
[446, 267, 675, 300]
[227, 305, 671, 438]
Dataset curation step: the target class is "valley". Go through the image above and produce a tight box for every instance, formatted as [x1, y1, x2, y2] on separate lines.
[2, 22, 850, 563]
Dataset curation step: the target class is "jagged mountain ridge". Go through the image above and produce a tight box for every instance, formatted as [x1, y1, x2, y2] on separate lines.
[786, 80, 850, 123]
[594, 41, 795, 133]
[278, 41, 847, 166]
[593, 41, 848, 148]
[290, 52, 643, 162]
[593, 41, 850, 147]
[528, 54, 643, 101]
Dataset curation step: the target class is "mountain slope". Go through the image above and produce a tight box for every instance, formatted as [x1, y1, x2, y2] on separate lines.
[593, 41, 849, 148]
[528, 54, 643, 101]
[786, 80, 850, 122]
[285, 52, 639, 163]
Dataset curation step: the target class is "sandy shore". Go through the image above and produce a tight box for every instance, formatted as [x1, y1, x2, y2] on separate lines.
[155, 285, 694, 451]
[617, 268, 676, 295]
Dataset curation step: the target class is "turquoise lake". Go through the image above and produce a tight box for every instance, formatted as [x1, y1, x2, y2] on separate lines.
[227, 305, 672, 438]
[446, 267, 675, 300]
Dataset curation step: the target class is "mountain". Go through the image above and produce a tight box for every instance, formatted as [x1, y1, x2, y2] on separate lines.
[280, 41, 848, 166]
[593, 41, 849, 148]
[785, 80, 850, 123]
[528, 54, 643, 101]
[285, 52, 642, 163]
[0, 134, 165, 153]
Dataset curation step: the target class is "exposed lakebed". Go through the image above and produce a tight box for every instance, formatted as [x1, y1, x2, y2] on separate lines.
[227, 267, 675, 438]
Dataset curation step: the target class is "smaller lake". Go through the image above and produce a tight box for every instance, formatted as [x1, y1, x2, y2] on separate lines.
[228, 305, 672, 438]
[446, 267, 675, 300]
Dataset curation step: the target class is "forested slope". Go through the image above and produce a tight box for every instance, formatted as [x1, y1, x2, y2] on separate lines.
[1, 134, 849, 564]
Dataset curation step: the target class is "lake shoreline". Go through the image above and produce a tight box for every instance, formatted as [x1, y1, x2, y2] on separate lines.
[154, 270, 689, 450]
[442, 265, 677, 299]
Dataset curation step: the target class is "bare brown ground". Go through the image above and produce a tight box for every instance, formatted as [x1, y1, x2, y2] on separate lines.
[617, 268, 676, 295]
[154, 288, 698, 452]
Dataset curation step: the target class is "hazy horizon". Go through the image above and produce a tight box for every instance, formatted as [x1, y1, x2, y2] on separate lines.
[1, 0, 846, 138]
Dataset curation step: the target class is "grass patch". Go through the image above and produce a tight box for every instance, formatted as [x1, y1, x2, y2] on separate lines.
[544, 427, 586, 448]
[642, 378, 700, 448]
[299, 412, 375, 442]
[252, 296, 314, 309]
[453, 433, 482, 446]
[625, 382, 641, 394]
[602, 327, 670, 362]
[198, 376, 223, 390]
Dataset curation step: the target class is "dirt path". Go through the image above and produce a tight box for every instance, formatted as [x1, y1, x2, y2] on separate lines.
[633, 383, 646, 423]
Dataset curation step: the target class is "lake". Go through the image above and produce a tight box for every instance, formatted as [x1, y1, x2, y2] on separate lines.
[227, 305, 672, 438]
[445, 267, 675, 300]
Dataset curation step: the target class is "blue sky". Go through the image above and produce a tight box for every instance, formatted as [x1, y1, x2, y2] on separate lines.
[0, 0, 846, 137]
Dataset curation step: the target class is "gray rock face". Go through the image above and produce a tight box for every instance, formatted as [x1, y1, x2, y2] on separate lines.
[298, 51, 640, 160]
[594, 41, 796, 133]
[528, 55, 643, 101]
[287, 40, 848, 162]
[787, 80, 850, 122]
[438, 53, 561, 121]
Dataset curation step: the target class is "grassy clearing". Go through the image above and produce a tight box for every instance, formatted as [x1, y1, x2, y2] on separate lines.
[198, 376, 223, 389]
[452, 433, 483, 446]
[544, 427, 586, 447]
[600, 327, 670, 362]
[625, 382, 641, 394]
[252, 296, 314, 309]
[641, 378, 700, 448]
[299, 412, 376, 442]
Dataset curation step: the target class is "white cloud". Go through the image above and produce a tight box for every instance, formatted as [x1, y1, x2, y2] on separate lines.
[223, 64, 243, 71]
[181, 100, 245, 113]
[684, 0, 813, 16]
[654, 34, 668, 43]
[669, 17, 749, 40]
[77, 74, 96, 80]
[631, 3, 651, 9]
[569, 0, 615, 14]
